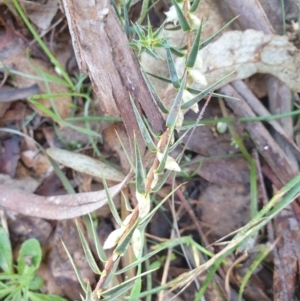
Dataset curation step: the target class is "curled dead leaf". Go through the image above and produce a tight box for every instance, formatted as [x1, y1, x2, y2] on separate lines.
[46, 147, 125, 182]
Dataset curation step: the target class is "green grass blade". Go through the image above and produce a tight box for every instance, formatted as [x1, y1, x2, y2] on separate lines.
[12, 0, 74, 88]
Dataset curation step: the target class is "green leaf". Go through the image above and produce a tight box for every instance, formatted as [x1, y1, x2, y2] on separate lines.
[130, 95, 157, 152]
[172, 0, 191, 31]
[142, 71, 169, 114]
[135, 136, 146, 195]
[75, 221, 101, 275]
[166, 73, 187, 128]
[61, 240, 88, 294]
[185, 22, 203, 68]
[165, 45, 180, 88]
[146, 72, 172, 84]
[114, 218, 139, 256]
[170, 47, 186, 57]
[181, 72, 234, 110]
[0, 227, 13, 273]
[82, 215, 107, 262]
[199, 16, 239, 49]
[17, 238, 41, 275]
[28, 275, 43, 290]
[189, 0, 201, 13]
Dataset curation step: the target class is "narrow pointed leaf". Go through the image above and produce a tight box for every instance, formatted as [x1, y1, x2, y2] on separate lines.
[200, 16, 239, 49]
[170, 47, 186, 57]
[172, 0, 191, 31]
[122, 191, 133, 212]
[114, 218, 140, 256]
[82, 215, 107, 262]
[102, 175, 123, 226]
[189, 0, 201, 13]
[75, 221, 101, 275]
[135, 136, 146, 195]
[165, 45, 180, 88]
[61, 240, 87, 294]
[142, 71, 169, 114]
[115, 130, 135, 171]
[130, 96, 157, 152]
[181, 72, 234, 110]
[146, 72, 172, 84]
[185, 22, 203, 68]
[153, 21, 166, 38]
[166, 73, 187, 128]
[151, 169, 172, 192]
[155, 145, 170, 174]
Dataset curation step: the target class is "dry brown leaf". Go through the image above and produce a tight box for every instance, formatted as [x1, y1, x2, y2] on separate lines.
[189, 29, 300, 92]
[47, 147, 125, 182]
[20, 0, 58, 32]
[0, 174, 129, 219]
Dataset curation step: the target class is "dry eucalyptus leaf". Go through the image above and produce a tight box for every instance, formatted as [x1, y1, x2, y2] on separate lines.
[46, 147, 125, 182]
[190, 29, 300, 92]
[0, 174, 129, 219]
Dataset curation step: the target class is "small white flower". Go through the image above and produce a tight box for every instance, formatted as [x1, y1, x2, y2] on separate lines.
[157, 152, 181, 172]
[103, 228, 125, 249]
[175, 110, 184, 128]
[188, 14, 201, 29]
[131, 229, 142, 257]
[136, 191, 151, 218]
[164, 4, 183, 25]
[188, 69, 207, 86]
[182, 90, 199, 113]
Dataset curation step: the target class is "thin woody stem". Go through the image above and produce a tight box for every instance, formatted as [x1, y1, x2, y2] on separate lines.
[93, 207, 139, 300]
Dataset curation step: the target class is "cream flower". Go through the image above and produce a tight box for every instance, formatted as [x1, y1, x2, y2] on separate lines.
[136, 191, 151, 218]
[182, 90, 199, 113]
[157, 152, 181, 172]
[188, 69, 207, 86]
[131, 229, 142, 257]
[164, 4, 183, 25]
[103, 228, 125, 249]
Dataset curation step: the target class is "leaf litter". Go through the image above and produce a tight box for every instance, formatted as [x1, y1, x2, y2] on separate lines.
[0, 0, 300, 300]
